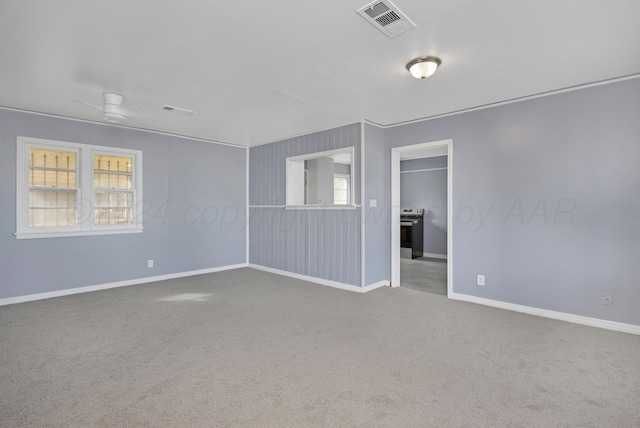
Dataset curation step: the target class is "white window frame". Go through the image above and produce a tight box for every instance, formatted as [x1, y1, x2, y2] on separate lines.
[16, 137, 143, 239]
[285, 147, 355, 210]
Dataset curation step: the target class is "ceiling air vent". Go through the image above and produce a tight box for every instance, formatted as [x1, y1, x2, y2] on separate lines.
[357, 0, 416, 38]
[162, 105, 198, 116]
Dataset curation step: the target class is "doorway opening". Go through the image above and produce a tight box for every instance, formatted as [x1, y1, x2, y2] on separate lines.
[391, 139, 452, 297]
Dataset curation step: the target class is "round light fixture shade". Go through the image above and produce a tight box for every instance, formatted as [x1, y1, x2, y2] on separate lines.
[406, 56, 441, 79]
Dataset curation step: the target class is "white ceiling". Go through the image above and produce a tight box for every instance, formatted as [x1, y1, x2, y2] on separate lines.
[1, 0, 639, 147]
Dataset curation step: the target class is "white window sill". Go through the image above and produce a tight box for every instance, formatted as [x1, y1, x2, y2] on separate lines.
[15, 227, 143, 240]
[284, 204, 357, 210]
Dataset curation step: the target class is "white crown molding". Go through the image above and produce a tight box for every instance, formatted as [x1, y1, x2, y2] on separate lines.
[363, 73, 640, 131]
[0, 105, 243, 148]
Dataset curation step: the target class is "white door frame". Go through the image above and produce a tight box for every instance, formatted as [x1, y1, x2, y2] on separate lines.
[391, 139, 453, 297]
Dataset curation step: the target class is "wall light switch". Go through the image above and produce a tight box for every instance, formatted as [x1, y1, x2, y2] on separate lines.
[369, 199, 377, 208]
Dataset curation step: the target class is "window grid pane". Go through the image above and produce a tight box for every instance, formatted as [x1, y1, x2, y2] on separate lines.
[29, 207, 76, 227]
[29, 148, 77, 188]
[29, 190, 76, 208]
[94, 154, 133, 190]
[28, 148, 78, 227]
[95, 191, 133, 208]
[94, 154, 134, 225]
[95, 208, 133, 225]
[334, 176, 349, 205]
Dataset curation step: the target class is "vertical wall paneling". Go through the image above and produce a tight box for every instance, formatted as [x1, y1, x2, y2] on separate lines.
[249, 123, 362, 286]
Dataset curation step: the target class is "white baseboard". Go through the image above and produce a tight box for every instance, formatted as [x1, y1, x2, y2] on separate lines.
[249, 264, 387, 293]
[449, 292, 640, 335]
[423, 252, 447, 260]
[363, 280, 391, 292]
[0, 263, 249, 306]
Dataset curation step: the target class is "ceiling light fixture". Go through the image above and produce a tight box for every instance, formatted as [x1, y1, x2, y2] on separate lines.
[406, 56, 441, 79]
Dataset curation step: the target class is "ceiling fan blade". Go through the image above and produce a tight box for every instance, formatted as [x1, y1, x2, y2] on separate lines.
[116, 104, 151, 118]
[73, 99, 103, 111]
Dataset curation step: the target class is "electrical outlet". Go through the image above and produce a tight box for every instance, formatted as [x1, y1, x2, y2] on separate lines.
[603, 292, 613, 306]
[147, 259, 154, 268]
[477, 275, 485, 286]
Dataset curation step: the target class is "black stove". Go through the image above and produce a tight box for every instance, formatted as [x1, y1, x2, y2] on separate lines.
[400, 208, 424, 259]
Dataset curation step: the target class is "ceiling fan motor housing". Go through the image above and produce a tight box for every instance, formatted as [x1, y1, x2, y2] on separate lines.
[103, 93, 124, 105]
[103, 93, 126, 122]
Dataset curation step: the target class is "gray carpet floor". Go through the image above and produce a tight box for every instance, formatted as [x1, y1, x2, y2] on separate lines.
[401, 257, 447, 296]
[1, 267, 639, 427]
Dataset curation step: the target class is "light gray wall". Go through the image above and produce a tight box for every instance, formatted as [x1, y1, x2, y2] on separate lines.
[401, 156, 448, 256]
[384, 78, 640, 326]
[249, 123, 361, 286]
[0, 110, 247, 300]
[363, 123, 389, 286]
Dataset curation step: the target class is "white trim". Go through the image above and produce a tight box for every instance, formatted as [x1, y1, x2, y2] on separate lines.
[0, 105, 244, 148]
[449, 292, 640, 335]
[285, 146, 354, 162]
[391, 139, 453, 294]
[0, 263, 249, 306]
[249, 264, 388, 294]
[447, 145, 453, 297]
[284, 204, 357, 210]
[391, 149, 400, 287]
[361, 119, 385, 129]
[360, 120, 366, 287]
[246, 146, 250, 264]
[364, 280, 391, 292]
[376, 73, 640, 130]
[250, 204, 362, 209]
[286, 146, 355, 206]
[16, 228, 143, 240]
[400, 167, 448, 174]
[422, 252, 447, 260]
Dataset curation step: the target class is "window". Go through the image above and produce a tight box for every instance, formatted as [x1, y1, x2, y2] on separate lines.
[333, 174, 350, 205]
[285, 147, 355, 208]
[93, 153, 134, 225]
[16, 137, 143, 239]
[27, 146, 78, 228]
